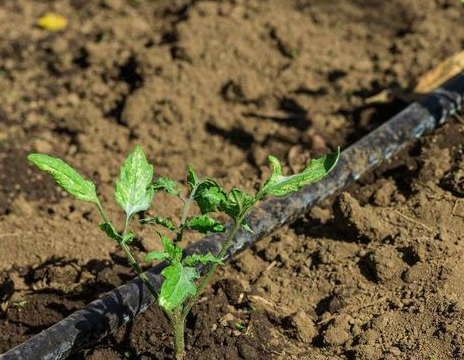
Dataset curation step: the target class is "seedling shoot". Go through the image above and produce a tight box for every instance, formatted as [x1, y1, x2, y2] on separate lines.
[28, 145, 339, 359]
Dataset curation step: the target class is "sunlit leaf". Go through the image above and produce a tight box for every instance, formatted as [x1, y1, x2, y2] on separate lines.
[183, 253, 224, 266]
[241, 220, 254, 233]
[159, 233, 182, 262]
[187, 164, 200, 188]
[158, 261, 199, 311]
[141, 216, 177, 232]
[153, 177, 181, 196]
[122, 231, 136, 244]
[28, 154, 98, 204]
[115, 146, 154, 218]
[220, 188, 254, 220]
[259, 148, 340, 197]
[144, 251, 170, 262]
[194, 180, 227, 214]
[188, 215, 225, 234]
[99, 222, 122, 242]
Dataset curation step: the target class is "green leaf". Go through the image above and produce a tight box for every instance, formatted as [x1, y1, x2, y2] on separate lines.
[159, 261, 199, 311]
[220, 188, 254, 219]
[152, 177, 181, 196]
[188, 215, 225, 234]
[99, 222, 122, 242]
[235, 323, 245, 331]
[241, 220, 254, 233]
[115, 146, 154, 218]
[259, 148, 340, 197]
[144, 251, 170, 262]
[27, 154, 98, 203]
[141, 216, 177, 232]
[99, 222, 134, 244]
[187, 164, 200, 187]
[122, 231, 136, 244]
[183, 253, 224, 266]
[145, 234, 182, 263]
[194, 180, 227, 214]
[159, 233, 182, 262]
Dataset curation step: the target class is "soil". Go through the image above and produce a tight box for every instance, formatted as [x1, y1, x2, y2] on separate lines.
[1, 0, 464, 359]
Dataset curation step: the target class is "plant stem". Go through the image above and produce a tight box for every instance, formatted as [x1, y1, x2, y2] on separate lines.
[181, 215, 244, 318]
[172, 307, 185, 360]
[175, 184, 198, 243]
[97, 201, 158, 298]
[96, 201, 110, 223]
[120, 215, 158, 298]
[120, 241, 158, 297]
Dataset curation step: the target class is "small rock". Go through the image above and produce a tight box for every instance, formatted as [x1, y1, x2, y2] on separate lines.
[104, 0, 124, 10]
[238, 343, 258, 358]
[323, 315, 351, 346]
[310, 206, 332, 224]
[372, 180, 397, 206]
[254, 273, 278, 295]
[63, 100, 102, 133]
[388, 346, 402, 356]
[352, 344, 380, 360]
[403, 262, 429, 283]
[311, 133, 328, 152]
[9, 196, 34, 217]
[334, 192, 392, 242]
[358, 328, 380, 345]
[148, 333, 158, 346]
[323, 325, 350, 346]
[289, 309, 317, 343]
[366, 246, 406, 283]
[32, 139, 53, 154]
[219, 313, 235, 327]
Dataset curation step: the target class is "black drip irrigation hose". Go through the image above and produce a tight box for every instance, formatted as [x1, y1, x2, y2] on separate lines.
[2, 73, 464, 360]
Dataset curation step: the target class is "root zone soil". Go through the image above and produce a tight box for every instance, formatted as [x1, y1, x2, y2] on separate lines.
[2, 0, 464, 359]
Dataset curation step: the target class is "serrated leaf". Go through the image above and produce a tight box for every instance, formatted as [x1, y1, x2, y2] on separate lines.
[183, 253, 224, 266]
[99, 222, 122, 242]
[187, 165, 200, 187]
[115, 146, 154, 218]
[122, 231, 136, 244]
[220, 188, 254, 220]
[28, 154, 98, 203]
[241, 220, 254, 233]
[159, 234, 182, 262]
[260, 148, 340, 197]
[141, 216, 177, 232]
[194, 180, 227, 214]
[159, 261, 199, 311]
[99, 222, 134, 244]
[144, 251, 170, 262]
[153, 177, 181, 196]
[188, 215, 225, 234]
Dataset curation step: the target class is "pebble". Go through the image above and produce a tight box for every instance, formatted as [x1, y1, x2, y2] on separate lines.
[289, 309, 317, 343]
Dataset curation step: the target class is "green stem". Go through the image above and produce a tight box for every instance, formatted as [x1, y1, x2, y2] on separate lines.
[96, 201, 110, 223]
[120, 241, 158, 297]
[172, 307, 185, 360]
[120, 214, 159, 298]
[175, 184, 199, 243]
[181, 214, 245, 319]
[96, 200, 158, 298]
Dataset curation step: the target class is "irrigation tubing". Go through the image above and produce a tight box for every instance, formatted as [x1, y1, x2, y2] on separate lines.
[2, 73, 464, 360]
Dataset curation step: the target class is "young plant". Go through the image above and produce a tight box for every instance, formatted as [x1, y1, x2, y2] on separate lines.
[28, 145, 339, 360]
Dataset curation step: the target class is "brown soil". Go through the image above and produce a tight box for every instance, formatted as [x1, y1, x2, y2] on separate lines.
[1, 0, 464, 359]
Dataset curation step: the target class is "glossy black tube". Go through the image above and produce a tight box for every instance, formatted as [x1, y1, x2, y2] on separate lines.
[2, 73, 464, 360]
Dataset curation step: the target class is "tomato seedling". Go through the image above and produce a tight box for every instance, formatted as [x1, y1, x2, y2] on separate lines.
[28, 145, 339, 359]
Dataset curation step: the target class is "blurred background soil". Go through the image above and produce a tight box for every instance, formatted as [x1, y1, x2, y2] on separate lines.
[1, 0, 464, 359]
